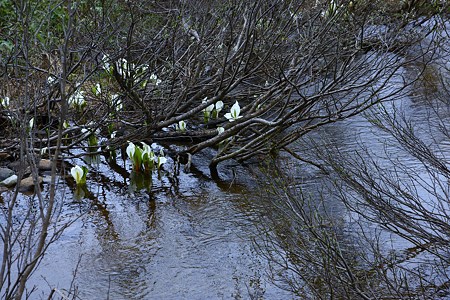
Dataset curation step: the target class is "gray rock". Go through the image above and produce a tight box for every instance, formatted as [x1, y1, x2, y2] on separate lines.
[0, 167, 15, 181]
[0, 175, 18, 187]
[8, 160, 26, 171]
[7, 161, 31, 176]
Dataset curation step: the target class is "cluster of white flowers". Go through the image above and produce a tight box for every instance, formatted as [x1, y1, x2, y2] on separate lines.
[202, 99, 243, 122]
[175, 120, 187, 132]
[322, 0, 339, 18]
[198, 99, 244, 141]
[102, 54, 159, 88]
[126, 141, 167, 171]
[102, 54, 111, 71]
[149, 73, 162, 86]
[111, 94, 123, 111]
[68, 90, 86, 108]
[47, 76, 57, 85]
[116, 58, 135, 78]
[202, 98, 224, 122]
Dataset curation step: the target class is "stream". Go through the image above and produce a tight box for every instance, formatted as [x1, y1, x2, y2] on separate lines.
[21, 151, 295, 299]
[2, 19, 449, 300]
[21, 77, 447, 299]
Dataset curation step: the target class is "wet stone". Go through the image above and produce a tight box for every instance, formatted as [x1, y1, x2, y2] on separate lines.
[0, 167, 15, 181]
[38, 159, 53, 171]
[0, 175, 18, 187]
[18, 176, 43, 192]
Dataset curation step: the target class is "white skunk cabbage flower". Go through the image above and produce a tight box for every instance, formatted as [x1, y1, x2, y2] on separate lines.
[126, 141, 136, 159]
[157, 156, 167, 169]
[156, 149, 167, 169]
[204, 103, 214, 114]
[93, 83, 102, 96]
[175, 120, 187, 132]
[224, 101, 243, 122]
[149, 74, 162, 85]
[0, 96, 9, 108]
[202, 97, 214, 122]
[71, 165, 87, 185]
[68, 90, 86, 108]
[215, 101, 224, 113]
[212, 101, 224, 119]
[141, 142, 154, 160]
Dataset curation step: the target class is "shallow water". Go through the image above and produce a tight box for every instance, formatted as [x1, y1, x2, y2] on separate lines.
[18, 151, 295, 299]
[3, 95, 447, 300]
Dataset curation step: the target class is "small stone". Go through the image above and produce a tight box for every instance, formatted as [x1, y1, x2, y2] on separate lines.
[0, 152, 11, 161]
[0, 175, 18, 187]
[0, 167, 15, 181]
[38, 159, 53, 170]
[0, 186, 8, 193]
[18, 176, 43, 192]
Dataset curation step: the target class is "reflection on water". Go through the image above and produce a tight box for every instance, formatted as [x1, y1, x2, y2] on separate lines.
[6, 96, 448, 299]
[273, 57, 450, 296]
[233, 41, 449, 295]
[25, 155, 293, 299]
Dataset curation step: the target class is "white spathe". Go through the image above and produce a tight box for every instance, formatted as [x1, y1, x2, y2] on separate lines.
[157, 156, 167, 169]
[141, 142, 154, 160]
[126, 141, 136, 159]
[224, 101, 243, 122]
[70, 165, 84, 184]
[0, 96, 9, 107]
[93, 83, 101, 96]
[68, 90, 86, 108]
[29, 118, 34, 130]
[215, 101, 223, 113]
[176, 120, 187, 132]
